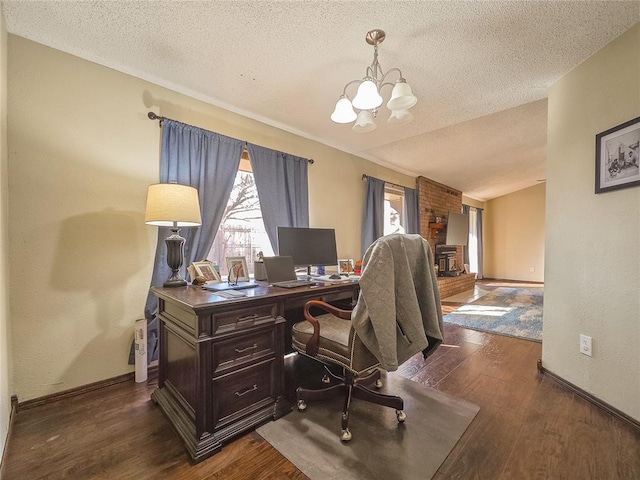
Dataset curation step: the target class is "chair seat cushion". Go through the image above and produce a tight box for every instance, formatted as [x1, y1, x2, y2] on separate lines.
[292, 313, 352, 367]
[292, 313, 381, 373]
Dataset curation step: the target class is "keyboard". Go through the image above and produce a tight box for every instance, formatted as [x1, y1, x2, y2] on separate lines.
[214, 289, 247, 299]
[202, 281, 258, 292]
[317, 275, 360, 283]
[271, 279, 316, 289]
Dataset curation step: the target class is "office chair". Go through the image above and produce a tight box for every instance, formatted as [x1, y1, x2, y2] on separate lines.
[291, 234, 444, 441]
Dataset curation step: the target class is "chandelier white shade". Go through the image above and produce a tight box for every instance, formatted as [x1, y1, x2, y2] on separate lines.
[388, 109, 414, 124]
[352, 79, 383, 110]
[353, 110, 377, 133]
[330, 96, 358, 123]
[331, 29, 417, 133]
[387, 80, 417, 111]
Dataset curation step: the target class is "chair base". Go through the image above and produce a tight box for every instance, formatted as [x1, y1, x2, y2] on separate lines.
[295, 367, 404, 440]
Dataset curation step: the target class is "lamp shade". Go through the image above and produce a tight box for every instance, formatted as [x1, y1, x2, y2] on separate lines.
[386, 80, 417, 111]
[330, 97, 358, 124]
[145, 183, 202, 227]
[352, 79, 383, 110]
[352, 110, 377, 133]
[388, 109, 414, 124]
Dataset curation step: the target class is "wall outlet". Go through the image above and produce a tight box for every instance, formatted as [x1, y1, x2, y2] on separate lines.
[580, 334, 592, 357]
[529, 266, 535, 273]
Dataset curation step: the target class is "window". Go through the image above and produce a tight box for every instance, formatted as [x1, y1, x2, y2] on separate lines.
[207, 153, 274, 276]
[383, 184, 406, 235]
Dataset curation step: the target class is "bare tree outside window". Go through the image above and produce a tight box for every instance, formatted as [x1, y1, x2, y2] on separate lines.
[383, 185, 405, 236]
[208, 170, 273, 276]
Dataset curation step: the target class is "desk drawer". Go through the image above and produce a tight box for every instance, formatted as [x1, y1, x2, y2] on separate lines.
[213, 328, 275, 373]
[213, 359, 275, 427]
[211, 303, 278, 334]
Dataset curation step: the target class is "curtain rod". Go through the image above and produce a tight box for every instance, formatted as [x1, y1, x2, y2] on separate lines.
[361, 174, 406, 190]
[148, 111, 314, 164]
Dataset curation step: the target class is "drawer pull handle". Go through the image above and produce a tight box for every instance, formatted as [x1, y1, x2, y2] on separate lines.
[235, 343, 258, 354]
[237, 314, 258, 323]
[235, 384, 258, 397]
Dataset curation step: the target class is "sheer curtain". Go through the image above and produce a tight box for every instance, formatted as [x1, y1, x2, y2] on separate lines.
[404, 187, 419, 234]
[465, 205, 484, 279]
[462, 204, 471, 266]
[247, 143, 309, 252]
[361, 176, 385, 257]
[143, 119, 244, 362]
[476, 208, 484, 279]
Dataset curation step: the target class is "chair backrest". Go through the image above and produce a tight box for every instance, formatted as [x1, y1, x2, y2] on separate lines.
[351, 234, 444, 371]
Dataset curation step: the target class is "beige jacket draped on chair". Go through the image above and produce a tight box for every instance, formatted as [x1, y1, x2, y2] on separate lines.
[351, 234, 444, 371]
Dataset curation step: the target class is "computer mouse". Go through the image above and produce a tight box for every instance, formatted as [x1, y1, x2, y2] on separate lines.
[329, 274, 341, 280]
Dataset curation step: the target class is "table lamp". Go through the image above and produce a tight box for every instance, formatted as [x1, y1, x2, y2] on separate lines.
[145, 183, 202, 287]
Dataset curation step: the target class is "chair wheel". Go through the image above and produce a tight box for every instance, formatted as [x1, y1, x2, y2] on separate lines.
[374, 379, 383, 389]
[340, 429, 352, 442]
[396, 410, 406, 423]
[297, 400, 307, 411]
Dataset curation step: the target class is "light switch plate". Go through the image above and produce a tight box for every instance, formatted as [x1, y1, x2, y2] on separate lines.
[580, 334, 592, 357]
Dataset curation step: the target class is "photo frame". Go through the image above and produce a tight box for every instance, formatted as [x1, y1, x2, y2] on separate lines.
[595, 116, 640, 194]
[192, 261, 221, 283]
[226, 256, 249, 282]
[338, 259, 354, 274]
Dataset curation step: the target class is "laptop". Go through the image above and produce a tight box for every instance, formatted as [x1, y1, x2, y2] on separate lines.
[263, 256, 315, 288]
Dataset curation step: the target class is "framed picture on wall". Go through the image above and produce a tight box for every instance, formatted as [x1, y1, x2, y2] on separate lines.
[595, 116, 640, 194]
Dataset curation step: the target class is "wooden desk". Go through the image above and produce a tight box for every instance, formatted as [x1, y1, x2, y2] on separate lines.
[150, 280, 360, 463]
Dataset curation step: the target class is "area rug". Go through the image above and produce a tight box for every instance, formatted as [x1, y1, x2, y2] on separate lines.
[257, 374, 479, 480]
[444, 287, 543, 341]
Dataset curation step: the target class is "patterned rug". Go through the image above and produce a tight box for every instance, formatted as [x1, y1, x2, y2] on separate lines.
[443, 287, 543, 341]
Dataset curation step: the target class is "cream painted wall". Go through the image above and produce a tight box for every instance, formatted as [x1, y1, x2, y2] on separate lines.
[7, 36, 415, 401]
[0, 10, 10, 463]
[483, 183, 545, 282]
[543, 24, 639, 421]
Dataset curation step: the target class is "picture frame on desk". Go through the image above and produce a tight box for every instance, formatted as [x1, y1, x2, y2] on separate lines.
[338, 259, 354, 274]
[226, 256, 249, 282]
[595, 116, 640, 194]
[192, 261, 221, 283]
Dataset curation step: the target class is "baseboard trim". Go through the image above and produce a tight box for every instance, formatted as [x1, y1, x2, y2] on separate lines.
[537, 359, 640, 432]
[0, 396, 19, 475]
[17, 365, 158, 411]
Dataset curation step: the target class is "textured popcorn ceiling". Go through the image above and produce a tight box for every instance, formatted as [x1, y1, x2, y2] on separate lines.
[3, 1, 638, 200]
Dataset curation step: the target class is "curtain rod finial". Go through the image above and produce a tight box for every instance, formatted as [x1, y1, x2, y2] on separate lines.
[148, 112, 165, 126]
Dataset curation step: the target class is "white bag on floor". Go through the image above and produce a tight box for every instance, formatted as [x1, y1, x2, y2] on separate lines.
[134, 318, 148, 383]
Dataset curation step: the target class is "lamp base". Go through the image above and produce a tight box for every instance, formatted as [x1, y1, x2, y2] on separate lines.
[164, 229, 187, 288]
[163, 275, 187, 288]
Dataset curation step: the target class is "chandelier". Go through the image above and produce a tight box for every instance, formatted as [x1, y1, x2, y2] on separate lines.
[330, 29, 417, 133]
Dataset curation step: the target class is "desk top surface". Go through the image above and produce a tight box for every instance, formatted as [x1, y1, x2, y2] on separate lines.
[151, 279, 359, 310]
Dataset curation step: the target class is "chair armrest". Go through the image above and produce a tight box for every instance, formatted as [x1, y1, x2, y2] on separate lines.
[302, 300, 352, 356]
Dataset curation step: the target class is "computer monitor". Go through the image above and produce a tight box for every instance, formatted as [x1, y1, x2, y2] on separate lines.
[445, 211, 469, 246]
[276, 227, 338, 276]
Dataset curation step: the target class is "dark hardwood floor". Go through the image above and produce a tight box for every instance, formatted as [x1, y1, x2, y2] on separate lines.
[2, 281, 639, 479]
